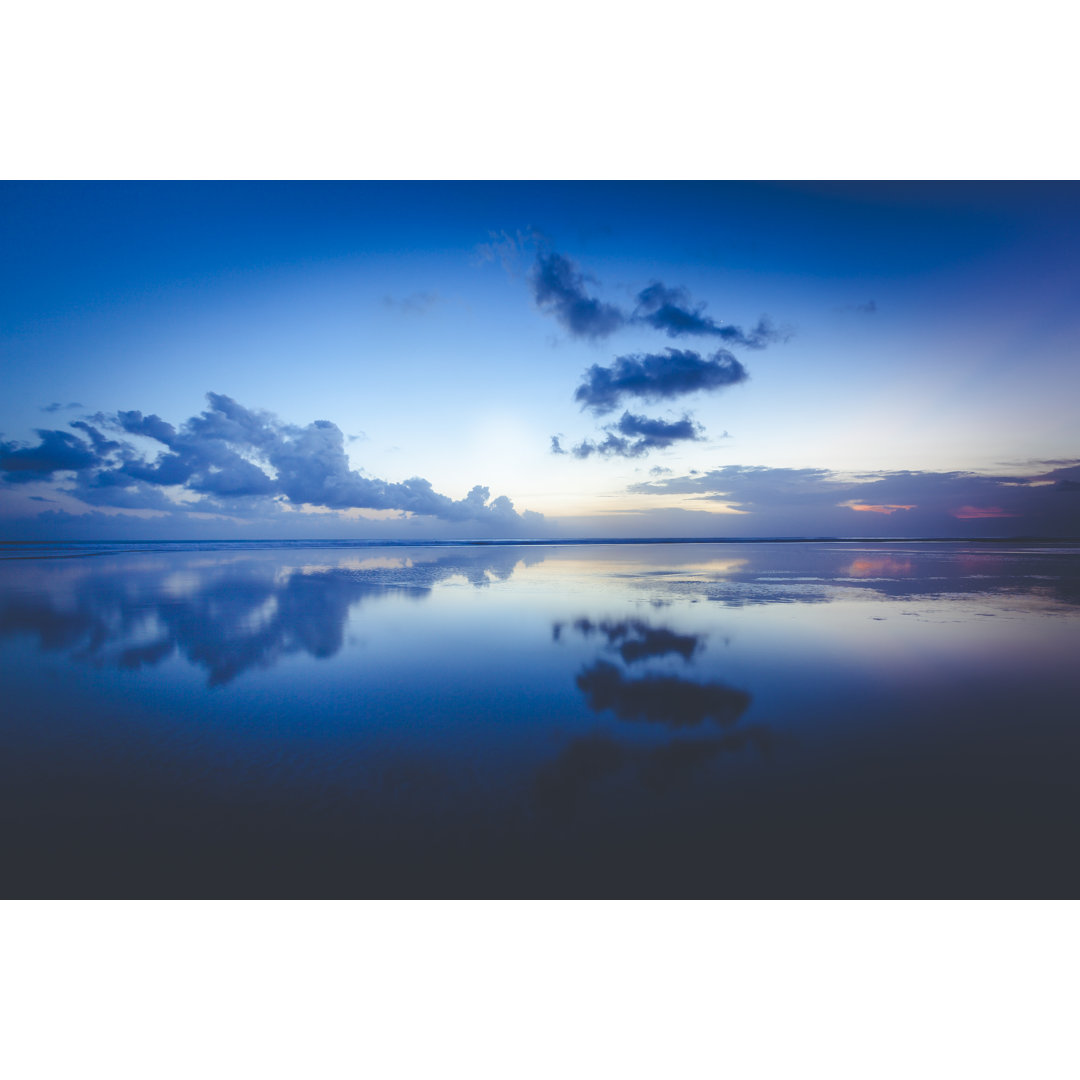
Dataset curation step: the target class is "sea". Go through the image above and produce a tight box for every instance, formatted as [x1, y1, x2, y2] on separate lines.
[1, 538, 1077, 897]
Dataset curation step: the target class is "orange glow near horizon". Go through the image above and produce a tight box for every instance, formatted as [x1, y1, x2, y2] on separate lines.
[841, 500, 917, 515]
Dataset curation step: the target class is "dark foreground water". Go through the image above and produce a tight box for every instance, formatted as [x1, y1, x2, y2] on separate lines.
[1, 540, 1077, 897]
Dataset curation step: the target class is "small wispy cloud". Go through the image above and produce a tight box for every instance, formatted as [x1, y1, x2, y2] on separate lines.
[634, 282, 785, 345]
[554, 411, 703, 460]
[382, 291, 441, 315]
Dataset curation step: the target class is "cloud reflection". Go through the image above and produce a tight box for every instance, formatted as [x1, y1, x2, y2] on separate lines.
[537, 614, 762, 815]
[0, 547, 539, 685]
[554, 617, 703, 663]
[576, 660, 750, 728]
[603, 544, 1080, 609]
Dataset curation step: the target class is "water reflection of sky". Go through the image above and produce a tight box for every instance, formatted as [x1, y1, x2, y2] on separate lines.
[1, 541, 1077, 896]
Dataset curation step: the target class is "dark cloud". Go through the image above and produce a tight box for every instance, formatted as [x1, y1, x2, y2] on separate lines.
[526, 251, 788, 351]
[574, 349, 748, 414]
[527, 251, 785, 453]
[2, 393, 541, 530]
[530, 252, 626, 340]
[614, 412, 701, 447]
[0, 429, 99, 482]
[567, 411, 703, 459]
[69, 420, 123, 457]
[566, 433, 630, 459]
[633, 282, 785, 346]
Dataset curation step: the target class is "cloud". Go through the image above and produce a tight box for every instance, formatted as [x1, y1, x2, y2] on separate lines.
[626, 461, 1080, 537]
[566, 411, 703, 459]
[525, 251, 789, 351]
[0, 429, 99, 482]
[383, 291, 440, 315]
[631, 465, 842, 502]
[574, 348, 748, 413]
[566, 433, 637, 459]
[530, 251, 626, 340]
[527, 251, 786, 452]
[2, 393, 541, 530]
[951, 505, 1017, 519]
[633, 282, 785, 346]
[69, 420, 123, 456]
[40, 402, 83, 413]
[472, 227, 540, 274]
[615, 412, 701, 447]
[836, 300, 877, 314]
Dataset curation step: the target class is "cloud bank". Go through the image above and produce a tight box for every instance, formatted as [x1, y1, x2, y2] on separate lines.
[626, 462, 1080, 536]
[1, 393, 541, 532]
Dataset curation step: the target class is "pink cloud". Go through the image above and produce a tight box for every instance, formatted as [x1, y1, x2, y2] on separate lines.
[951, 505, 1018, 520]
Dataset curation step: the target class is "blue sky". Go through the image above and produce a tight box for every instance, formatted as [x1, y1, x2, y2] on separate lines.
[2, 181, 1079, 538]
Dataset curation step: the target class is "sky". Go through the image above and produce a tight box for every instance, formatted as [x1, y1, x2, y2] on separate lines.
[2, 180, 1079, 540]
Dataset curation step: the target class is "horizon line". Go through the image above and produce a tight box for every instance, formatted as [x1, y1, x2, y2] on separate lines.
[3, 536, 1080, 547]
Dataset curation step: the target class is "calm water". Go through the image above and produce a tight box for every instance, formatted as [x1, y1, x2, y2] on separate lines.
[1, 540, 1077, 897]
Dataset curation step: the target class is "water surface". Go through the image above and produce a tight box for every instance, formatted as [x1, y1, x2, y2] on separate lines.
[1, 540, 1077, 896]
